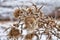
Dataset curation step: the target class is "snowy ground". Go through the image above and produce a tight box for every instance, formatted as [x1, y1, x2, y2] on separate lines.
[0, 0, 60, 40]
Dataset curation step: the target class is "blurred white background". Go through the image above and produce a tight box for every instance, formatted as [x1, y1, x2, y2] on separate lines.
[0, 0, 60, 20]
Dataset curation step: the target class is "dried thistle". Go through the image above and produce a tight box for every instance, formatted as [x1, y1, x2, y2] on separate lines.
[24, 16, 38, 33]
[7, 27, 21, 40]
[24, 16, 36, 29]
[24, 32, 39, 40]
[13, 8, 20, 18]
[2, 2, 60, 40]
[14, 8, 23, 18]
[3, 23, 22, 40]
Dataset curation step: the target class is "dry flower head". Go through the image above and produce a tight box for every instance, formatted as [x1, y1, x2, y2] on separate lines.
[3, 2, 60, 40]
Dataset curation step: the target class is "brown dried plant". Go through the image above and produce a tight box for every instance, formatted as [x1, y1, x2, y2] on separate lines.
[24, 32, 39, 40]
[24, 16, 38, 32]
[3, 2, 60, 40]
[7, 27, 21, 40]
[4, 23, 22, 40]
[13, 3, 60, 40]
[14, 8, 21, 18]
[38, 16, 60, 40]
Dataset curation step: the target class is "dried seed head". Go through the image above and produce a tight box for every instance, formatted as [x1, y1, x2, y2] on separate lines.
[7, 27, 21, 39]
[25, 32, 39, 40]
[14, 9, 20, 18]
[25, 33, 34, 39]
[25, 16, 35, 24]
[14, 8, 23, 18]
[24, 16, 36, 29]
[25, 33, 36, 40]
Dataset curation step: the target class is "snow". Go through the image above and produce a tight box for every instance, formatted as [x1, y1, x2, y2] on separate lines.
[0, 0, 60, 40]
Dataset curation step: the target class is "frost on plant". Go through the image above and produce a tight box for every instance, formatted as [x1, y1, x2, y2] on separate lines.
[3, 2, 60, 40]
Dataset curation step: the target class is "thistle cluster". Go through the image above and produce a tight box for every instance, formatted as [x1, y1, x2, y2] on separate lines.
[4, 2, 60, 40]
